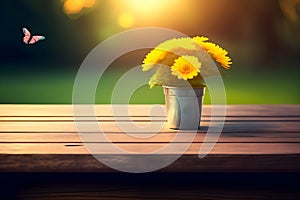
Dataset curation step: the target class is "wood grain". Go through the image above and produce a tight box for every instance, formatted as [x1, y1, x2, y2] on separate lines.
[1, 104, 300, 116]
[1, 132, 300, 143]
[1, 142, 300, 154]
[0, 116, 299, 122]
[1, 154, 299, 172]
[0, 104, 299, 173]
[1, 121, 299, 133]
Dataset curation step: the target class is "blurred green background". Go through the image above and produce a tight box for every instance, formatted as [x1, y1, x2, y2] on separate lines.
[0, 0, 299, 104]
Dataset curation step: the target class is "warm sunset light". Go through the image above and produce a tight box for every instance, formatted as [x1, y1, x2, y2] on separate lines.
[109, 0, 183, 28]
[118, 12, 135, 28]
[119, 0, 179, 15]
[127, 0, 168, 11]
[63, 0, 96, 15]
[83, 0, 96, 8]
[64, 0, 84, 15]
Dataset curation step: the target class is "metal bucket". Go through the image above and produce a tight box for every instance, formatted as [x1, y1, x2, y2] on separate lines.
[163, 86, 205, 130]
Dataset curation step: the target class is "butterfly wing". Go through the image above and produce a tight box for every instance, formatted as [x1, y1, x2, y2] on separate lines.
[22, 27, 31, 44]
[22, 27, 45, 44]
[29, 35, 45, 44]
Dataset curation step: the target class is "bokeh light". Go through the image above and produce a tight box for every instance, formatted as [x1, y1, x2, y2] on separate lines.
[118, 0, 179, 17]
[109, 0, 200, 31]
[84, 0, 96, 8]
[126, 0, 169, 12]
[118, 12, 135, 28]
[63, 0, 96, 16]
[63, 0, 84, 15]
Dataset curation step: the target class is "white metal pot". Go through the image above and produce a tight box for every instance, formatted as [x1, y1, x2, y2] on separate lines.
[163, 86, 205, 130]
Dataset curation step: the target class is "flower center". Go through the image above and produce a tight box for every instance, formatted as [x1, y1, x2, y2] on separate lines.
[180, 64, 192, 74]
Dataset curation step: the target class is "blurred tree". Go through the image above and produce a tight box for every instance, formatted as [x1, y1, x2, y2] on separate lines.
[278, 0, 300, 49]
[245, 0, 300, 66]
[249, 1, 290, 66]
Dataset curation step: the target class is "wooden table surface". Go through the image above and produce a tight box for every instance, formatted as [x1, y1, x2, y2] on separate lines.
[1, 104, 300, 199]
[0, 104, 299, 173]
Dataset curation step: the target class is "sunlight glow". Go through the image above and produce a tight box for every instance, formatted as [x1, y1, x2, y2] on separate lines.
[84, 0, 96, 8]
[127, 0, 167, 11]
[118, 12, 135, 28]
[64, 0, 84, 15]
[109, 0, 181, 28]
[63, 0, 96, 15]
[123, 0, 179, 14]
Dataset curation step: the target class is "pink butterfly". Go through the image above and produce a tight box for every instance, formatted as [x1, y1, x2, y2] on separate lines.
[22, 27, 45, 44]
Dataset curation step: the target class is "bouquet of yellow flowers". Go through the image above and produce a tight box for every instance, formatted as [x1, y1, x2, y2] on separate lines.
[142, 36, 232, 88]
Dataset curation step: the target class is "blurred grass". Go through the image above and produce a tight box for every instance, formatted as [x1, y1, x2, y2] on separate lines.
[0, 66, 299, 104]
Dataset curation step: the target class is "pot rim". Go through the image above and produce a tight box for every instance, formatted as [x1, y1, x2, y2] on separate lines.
[163, 86, 205, 96]
[162, 85, 205, 89]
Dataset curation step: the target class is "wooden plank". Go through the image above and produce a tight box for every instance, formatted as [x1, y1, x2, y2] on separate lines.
[0, 116, 299, 122]
[0, 116, 166, 122]
[0, 154, 299, 172]
[0, 121, 299, 133]
[1, 104, 300, 117]
[1, 132, 300, 143]
[0, 143, 300, 154]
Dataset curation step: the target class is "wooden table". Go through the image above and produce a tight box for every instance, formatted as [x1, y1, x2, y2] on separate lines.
[0, 104, 300, 199]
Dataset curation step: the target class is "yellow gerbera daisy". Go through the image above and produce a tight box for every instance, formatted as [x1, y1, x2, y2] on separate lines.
[171, 56, 201, 80]
[200, 42, 232, 69]
[193, 36, 232, 69]
[142, 37, 199, 71]
[192, 36, 209, 44]
[157, 37, 197, 51]
[142, 49, 169, 71]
